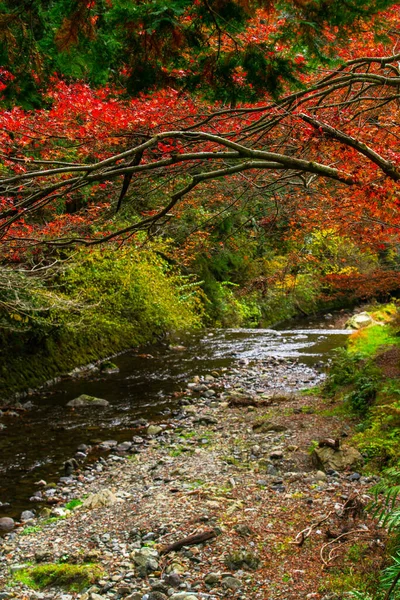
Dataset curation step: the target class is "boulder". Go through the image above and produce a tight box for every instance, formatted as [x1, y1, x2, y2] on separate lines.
[0, 517, 14, 533]
[312, 446, 363, 472]
[346, 312, 373, 330]
[67, 394, 109, 407]
[82, 488, 118, 509]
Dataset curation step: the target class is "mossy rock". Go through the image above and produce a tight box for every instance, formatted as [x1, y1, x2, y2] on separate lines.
[12, 563, 104, 591]
[252, 420, 288, 433]
[67, 394, 109, 407]
[312, 445, 363, 472]
[99, 361, 119, 374]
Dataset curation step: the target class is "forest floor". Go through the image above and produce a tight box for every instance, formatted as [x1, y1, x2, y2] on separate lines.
[0, 350, 386, 600]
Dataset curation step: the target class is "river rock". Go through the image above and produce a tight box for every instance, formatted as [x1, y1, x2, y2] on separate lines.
[253, 420, 288, 433]
[131, 547, 159, 576]
[204, 573, 221, 585]
[99, 361, 120, 374]
[315, 470, 327, 482]
[312, 446, 363, 472]
[82, 488, 118, 509]
[147, 425, 163, 436]
[164, 572, 181, 587]
[0, 517, 14, 533]
[222, 576, 242, 591]
[20, 510, 35, 522]
[148, 593, 168, 600]
[346, 312, 373, 330]
[194, 416, 218, 426]
[67, 394, 109, 407]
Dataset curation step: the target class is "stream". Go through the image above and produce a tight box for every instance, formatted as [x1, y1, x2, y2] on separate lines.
[0, 315, 352, 519]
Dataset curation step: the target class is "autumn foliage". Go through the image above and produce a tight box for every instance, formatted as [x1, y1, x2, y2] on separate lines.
[0, 1, 400, 304]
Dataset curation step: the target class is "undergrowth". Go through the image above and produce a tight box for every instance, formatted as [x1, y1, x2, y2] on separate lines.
[323, 305, 400, 599]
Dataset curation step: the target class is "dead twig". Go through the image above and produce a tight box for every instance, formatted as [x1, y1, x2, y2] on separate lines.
[159, 529, 217, 555]
[320, 528, 369, 567]
[291, 512, 333, 547]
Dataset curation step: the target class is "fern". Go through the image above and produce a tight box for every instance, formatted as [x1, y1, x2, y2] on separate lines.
[380, 552, 400, 599]
[357, 471, 400, 600]
[370, 470, 400, 531]
[350, 592, 374, 600]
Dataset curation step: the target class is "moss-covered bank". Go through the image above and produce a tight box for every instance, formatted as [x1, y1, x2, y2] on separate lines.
[0, 247, 204, 398]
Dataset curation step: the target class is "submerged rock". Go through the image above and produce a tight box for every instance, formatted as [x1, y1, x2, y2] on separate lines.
[67, 394, 109, 407]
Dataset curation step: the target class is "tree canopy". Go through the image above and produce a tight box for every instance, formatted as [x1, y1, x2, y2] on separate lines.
[0, 1, 399, 307]
[0, 0, 398, 105]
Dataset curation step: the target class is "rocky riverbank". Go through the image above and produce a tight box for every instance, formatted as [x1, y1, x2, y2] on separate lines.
[0, 357, 386, 600]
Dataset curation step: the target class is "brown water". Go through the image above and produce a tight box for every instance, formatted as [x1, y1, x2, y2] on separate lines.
[0, 317, 350, 519]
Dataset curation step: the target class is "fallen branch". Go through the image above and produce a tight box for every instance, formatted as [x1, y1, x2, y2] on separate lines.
[159, 529, 217, 555]
[291, 512, 333, 547]
[320, 528, 369, 567]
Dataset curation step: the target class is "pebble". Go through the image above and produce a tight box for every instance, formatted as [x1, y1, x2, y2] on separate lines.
[20, 510, 35, 522]
[221, 576, 241, 591]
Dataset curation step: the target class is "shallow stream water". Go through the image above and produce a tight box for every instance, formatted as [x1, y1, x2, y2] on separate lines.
[0, 315, 351, 518]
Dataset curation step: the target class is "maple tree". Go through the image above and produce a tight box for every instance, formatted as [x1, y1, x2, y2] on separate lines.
[1, 50, 400, 248]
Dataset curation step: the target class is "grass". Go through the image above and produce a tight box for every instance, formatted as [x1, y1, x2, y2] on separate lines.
[12, 563, 104, 592]
[348, 325, 399, 356]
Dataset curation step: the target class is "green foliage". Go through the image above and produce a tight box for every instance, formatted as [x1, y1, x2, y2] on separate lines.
[62, 247, 204, 335]
[324, 347, 381, 413]
[349, 471, 400, 599]
[324, 317, 400, 600]
[0, 245, 204, 395]
[12, 563, 104, 592]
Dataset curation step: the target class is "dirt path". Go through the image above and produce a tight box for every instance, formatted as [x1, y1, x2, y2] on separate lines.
[0, 360, 385, 600]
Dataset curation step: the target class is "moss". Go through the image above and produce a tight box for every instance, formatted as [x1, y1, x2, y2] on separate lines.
[64, 498, 83, 510]
[12, 563, 104, 591]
